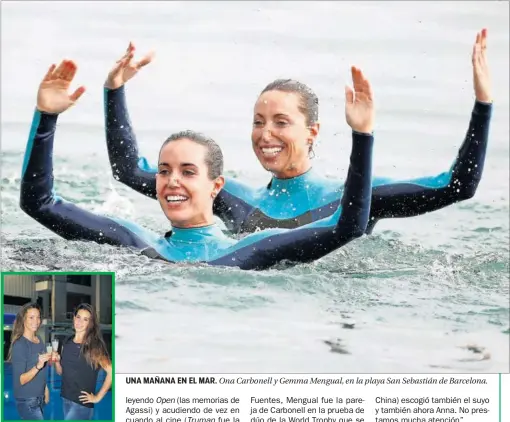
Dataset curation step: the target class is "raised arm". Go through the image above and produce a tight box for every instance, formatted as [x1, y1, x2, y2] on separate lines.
[104, 43, 156, 198]
[369, 101, 491, 227]
[104, 43, 256, 231]
[20, 60, 152, 250]
[214, 66, 375, 270]
[214, 131, 373, 270]
[104, 85, 158, 198]
[367, 28, 493, 231]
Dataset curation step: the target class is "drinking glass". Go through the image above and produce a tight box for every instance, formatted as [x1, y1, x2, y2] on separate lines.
[46, 344, 53, 366]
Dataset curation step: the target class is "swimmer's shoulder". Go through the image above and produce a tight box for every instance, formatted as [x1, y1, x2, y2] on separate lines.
[305, 171, 344, 204]
[222, 176, 258, 203]
[108, 216, 162, 244]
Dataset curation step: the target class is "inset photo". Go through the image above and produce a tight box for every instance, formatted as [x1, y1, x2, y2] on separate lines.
[2, 272, 114, 421]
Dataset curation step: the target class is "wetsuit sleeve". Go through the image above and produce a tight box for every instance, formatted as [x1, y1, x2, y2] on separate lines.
[213, 177, 258, 232]
[20, 110, 150, 249]
[210, 132, 374, 270]
[369, 101, 492, 227]
[104, 86, 158, 198]
[104, 86, 255, 232]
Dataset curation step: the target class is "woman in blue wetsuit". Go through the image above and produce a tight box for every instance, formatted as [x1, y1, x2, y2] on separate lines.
[20, 58, 374, 270]
[104, 28, 493, 234]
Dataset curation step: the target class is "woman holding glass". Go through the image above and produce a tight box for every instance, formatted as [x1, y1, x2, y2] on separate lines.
[8, 302, 50, 420]
[53, 303, 112, 420]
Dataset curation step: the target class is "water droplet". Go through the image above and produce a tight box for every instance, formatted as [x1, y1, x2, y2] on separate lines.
[120, 125, 124, 129]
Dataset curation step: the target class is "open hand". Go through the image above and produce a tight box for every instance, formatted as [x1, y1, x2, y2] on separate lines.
[79, 391, 100, 404]
[345, 66, 374, 133]
[472, 28, 491, 103]
[105, 42, 154, 90]
[37, 60, 86, 114]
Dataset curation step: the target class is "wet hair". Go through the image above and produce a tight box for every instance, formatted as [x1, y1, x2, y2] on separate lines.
[74, 303, 111, 370]
[160, 130, 224, 179]
[260, 79, 319, 126]
[7, 302, 42, 361]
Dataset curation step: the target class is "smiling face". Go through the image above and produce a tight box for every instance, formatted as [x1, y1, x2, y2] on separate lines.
[23, 308, 41, 335]
[73, 309, 91, 334]
[252, 90, 319, 179]
[156, 138, 224, 228]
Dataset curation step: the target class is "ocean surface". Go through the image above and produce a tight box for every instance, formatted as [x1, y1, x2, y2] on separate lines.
[1, 1, 509, 373]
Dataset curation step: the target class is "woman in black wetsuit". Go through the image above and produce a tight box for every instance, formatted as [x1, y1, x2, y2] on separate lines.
[53, 304, 112, 420]
[103, 28, 493, 234]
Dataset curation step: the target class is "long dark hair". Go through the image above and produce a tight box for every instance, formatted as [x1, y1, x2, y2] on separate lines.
[74, 303, 110, 369]
[7, 302, 41, 361]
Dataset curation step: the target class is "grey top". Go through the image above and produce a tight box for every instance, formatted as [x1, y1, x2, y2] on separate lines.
[11, 335, 47, 399]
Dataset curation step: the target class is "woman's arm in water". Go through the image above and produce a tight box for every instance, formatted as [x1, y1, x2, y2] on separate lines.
[368, 100, 492, 231]
[211, 132, 374, 270]
[20, 110, 153, 250]
[104, 85, 257, 232]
